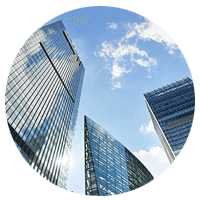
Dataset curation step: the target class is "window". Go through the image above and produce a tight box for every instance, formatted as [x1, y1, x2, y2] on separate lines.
[90, 188, 98, 196]
[108, 184, 116, 195]
[97, 178, 107, 191]
[99, 162, 107, 173]
[91, 177, 97, 188]
[115, 181, 123, 192]
[99, 155, 106, 163]
[98, 189, 107, 196]
[108, 176, 115, 186]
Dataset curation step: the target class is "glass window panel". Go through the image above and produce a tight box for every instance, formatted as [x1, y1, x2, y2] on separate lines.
[91, 188, 98, 196]
[108, 184, 116, 195]
[97, 178, 107, 191]
[98, 189, 108, 196]
[108, 168, 114, 177]
[86, 170, 90, 178]
[90, 168, 95, 177]
[98, 170, 107, 182]
[99, 155, 106, 164]
[91, 151, 98, 160]
[108, 176, 115, 186]
[93, 159, 98, 168]
[99, 163, 107, 173]
[115, 181, 123, 192]
[86, 190, 90, 195]
[86, 179, 90, 189]
[91, 177, 97, 188]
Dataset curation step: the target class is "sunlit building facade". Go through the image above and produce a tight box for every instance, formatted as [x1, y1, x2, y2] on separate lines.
[5, 20, 85, 189]
[144, 77, 195, 163]
[84, 116, 153, 196]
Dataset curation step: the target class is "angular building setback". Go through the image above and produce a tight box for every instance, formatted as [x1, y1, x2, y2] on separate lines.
[84, 116, 154, 196]
[5, 21, 85, 189]
[144, 77, 195, 163]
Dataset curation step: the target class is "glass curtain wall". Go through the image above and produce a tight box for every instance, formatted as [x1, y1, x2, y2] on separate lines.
[84, 116, 153, 196]
[144, 77, 195, 163]
[5, 20, 85, 189]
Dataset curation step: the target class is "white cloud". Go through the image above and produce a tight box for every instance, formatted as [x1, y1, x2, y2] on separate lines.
[98, 41, 156, 84]
[97, 18, 180, 89]
[133, 57, 157, 67]
[108, 22, 118, 30]
[130, 19, 178, 54]
[125, 30, 136, 40]
[140, 120, 155, 134]
[111, 62, 131, 79]
[123, 22, 137, 40]
[97, 19, 179, 89]
[168, 49, 174, 55]
[133, 146, 170, 178]
[146, 74, 152, 79]
[111, 81, 121, 90]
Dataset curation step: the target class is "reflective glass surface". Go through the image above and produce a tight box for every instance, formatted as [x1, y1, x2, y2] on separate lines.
[144, 77, 195, 163]
[5, 21, 85, 189]
[84, 116, 153, 196]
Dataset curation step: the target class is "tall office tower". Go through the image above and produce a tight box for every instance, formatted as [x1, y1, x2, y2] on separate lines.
[84, 116, 153, 196]
[144, 77, 195, 164]
[5, 21, 85, 189]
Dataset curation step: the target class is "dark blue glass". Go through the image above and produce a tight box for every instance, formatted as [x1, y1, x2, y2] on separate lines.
[144, 77, 195, 163]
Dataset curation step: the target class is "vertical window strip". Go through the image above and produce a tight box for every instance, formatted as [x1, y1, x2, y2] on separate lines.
[20, 71, 63, 164]
[50, 94, 73, 184]
[18, 59, 61, 164]
[7, 50, 48, 114]
[43, 89, 73, 184]
[32, 80, 64, 174]
[32, 38, 76, 181]
[6, 57, 53, 133]
[40, 42, 74, 103]
[6, 60, 54, 146]
[50, 35, 75, 98]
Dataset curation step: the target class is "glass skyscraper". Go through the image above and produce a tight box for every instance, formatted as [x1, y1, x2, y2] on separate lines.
[5, 20, 85, 189]
[144, 77, 195, 163]
[84, 116, 153, 196]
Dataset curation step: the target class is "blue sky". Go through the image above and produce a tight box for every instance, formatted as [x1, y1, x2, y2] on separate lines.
[45, 6, 192, 194]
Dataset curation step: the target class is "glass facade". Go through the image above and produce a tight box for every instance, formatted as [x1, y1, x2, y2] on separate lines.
[84, 116, 153, 196]
[144, 77, 195, 163]
[5, 20, 85, 189]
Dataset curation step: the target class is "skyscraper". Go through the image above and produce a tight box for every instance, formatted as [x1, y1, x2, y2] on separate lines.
[84, 116, 153, 196]
[5, 20, 85, 189]
[144, 77, 195, 163]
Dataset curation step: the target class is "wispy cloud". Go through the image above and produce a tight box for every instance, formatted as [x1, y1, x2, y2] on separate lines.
[97, 19, 166, 89]
[98, 40, 157, 88]
[133, 146, 170, 178]
[127, 19, 178, 54]
[111, 81, 121, 90]
[108, 22, 118, 30]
